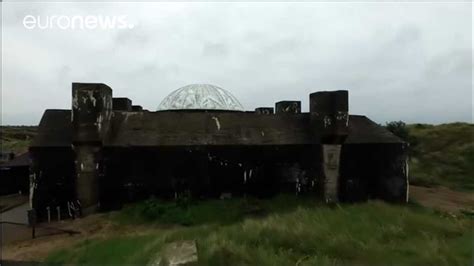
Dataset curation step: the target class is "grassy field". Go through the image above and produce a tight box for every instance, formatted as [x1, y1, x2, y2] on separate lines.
[408, 123, 474, 191]
[0, 126, 37, 154]
[45, 196, 473, 266]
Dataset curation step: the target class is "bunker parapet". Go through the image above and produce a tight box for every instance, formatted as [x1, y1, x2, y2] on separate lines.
[275, 101, 301, 114]
[310, 90, 349, 144]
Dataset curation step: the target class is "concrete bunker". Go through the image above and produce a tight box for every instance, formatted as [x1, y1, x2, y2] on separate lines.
[29, 83, 409, 220]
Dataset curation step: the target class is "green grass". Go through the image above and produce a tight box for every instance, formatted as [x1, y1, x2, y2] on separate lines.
[0, 126, 37, 154]
[46, 234, 163, 265]
[408, 123, 474, 191]
[114, 195, 317, 226]
[46, 196, 473, 266]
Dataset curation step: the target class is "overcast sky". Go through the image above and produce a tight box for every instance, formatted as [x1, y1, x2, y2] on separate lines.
[2, 2, 472, 125]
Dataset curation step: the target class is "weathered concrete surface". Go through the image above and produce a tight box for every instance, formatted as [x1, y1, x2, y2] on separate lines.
[150, 240, 198, 266]
[74, 145, 101, 214]
[107, 111, 313, 146]
[275, 101, 301, 114]
[310, 90, 348, 143]
[322, 144, 342, 203]
[72, 83, 112, 143]
[72, 83, 112, 213]
[33, 111, 403, 148]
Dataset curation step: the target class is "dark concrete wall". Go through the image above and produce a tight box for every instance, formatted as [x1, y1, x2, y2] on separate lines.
[339, 143, 409, 203]
[30, 142, 408, 216]
[0, 166, 29, 195]
[106, 111, 314, 146]
[29, 148, 75, 220]
[100, 145, 323, 208]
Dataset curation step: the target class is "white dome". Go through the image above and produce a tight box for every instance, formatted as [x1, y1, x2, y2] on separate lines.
[157, 84, 244, 111]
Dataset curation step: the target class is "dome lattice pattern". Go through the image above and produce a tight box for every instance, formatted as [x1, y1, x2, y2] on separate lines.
[157, 84, 244, 111]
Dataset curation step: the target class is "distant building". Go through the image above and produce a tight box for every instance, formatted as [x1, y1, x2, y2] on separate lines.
[0, 152, 30, 196]
[0, 151, 15, 164]
[30, 83, 409, 218]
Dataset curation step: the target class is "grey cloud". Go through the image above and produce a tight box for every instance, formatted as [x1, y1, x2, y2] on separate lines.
[425, 49, 472, 78]
[202, 42, 229, 57]
[2, 3, 472, 125]
[113, 27, 151, 48]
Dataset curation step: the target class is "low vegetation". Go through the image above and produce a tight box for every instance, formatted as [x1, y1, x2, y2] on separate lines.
[0, 126, 37, 154]
[383, 122, 473, 191]
[46, 196, 473, 266]
[408, 123, 473, 191]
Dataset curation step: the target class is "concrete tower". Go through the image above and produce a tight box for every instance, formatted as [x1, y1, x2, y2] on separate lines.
[310, 90, 349, 203]
[72, 83, 113, 214]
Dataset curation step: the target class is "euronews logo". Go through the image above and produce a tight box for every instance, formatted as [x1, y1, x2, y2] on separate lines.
[23, 15, 135, 30]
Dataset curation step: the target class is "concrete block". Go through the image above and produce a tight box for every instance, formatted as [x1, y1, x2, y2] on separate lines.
[275, 101, 301, 114]
[310, 91, 348, 144]
[149, 240, 198, 266]
[255, 107, 274, 114]
[72, 83, 112, 143]
[113, 98, 132, 111]
[132, 105, 143, 111]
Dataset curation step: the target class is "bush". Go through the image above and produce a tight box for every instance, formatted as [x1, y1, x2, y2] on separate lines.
[385, 121, 410, 141]
[385, 121, 419, 155]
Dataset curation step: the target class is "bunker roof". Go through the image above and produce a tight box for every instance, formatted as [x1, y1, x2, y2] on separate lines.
[0, 152, 30, 168]
[31, 110, 404, 148]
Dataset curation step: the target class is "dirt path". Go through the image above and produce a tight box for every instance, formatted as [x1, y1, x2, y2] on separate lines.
[1, 212, 162, 262]
[410, 185, 474, 213]
[1, 213, 116, 262]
